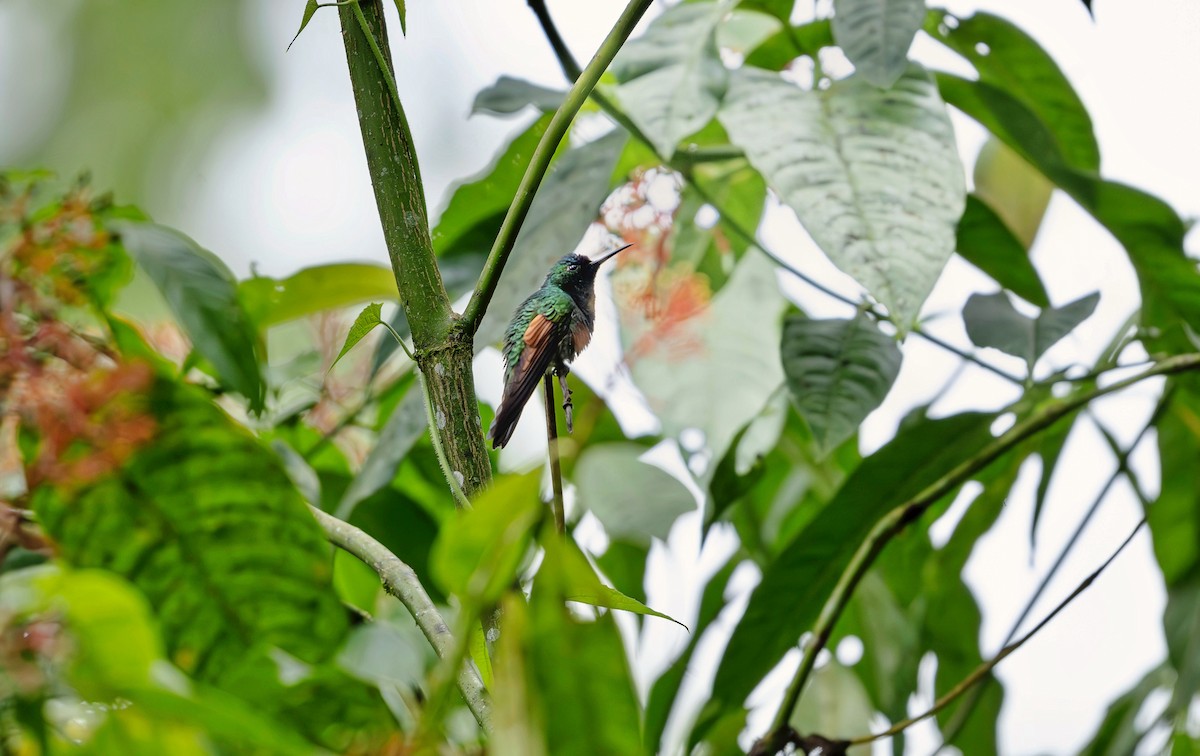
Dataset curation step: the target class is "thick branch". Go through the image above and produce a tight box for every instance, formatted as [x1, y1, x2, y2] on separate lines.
[756, 353, 1200, 752]
[309, 505, 492, 731]
[338, 0, 491, 495]
[461, 0, 654, 334]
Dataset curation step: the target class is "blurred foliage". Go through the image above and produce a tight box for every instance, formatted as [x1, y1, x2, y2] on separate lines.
[1, 0, 267, 211]
[2, 0, 1198, 754]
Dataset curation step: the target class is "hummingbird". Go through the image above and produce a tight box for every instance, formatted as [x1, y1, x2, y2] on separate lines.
[488, 243, 634, 449]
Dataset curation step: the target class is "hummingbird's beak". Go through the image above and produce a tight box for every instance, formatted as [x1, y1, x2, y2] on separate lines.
[590, 243, 634, 268]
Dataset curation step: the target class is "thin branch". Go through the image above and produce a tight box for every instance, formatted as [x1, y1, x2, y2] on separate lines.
[938, 393, 1170, 746]
[461, 0, 655, 334]
[543, 376, 566, 534]
[849, 518, 1146, 747]
[308, 505, 492, 731]
[756, 353, 1200, 751]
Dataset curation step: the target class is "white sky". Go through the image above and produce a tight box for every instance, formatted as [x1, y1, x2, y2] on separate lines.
[4, 0, 1200, 753]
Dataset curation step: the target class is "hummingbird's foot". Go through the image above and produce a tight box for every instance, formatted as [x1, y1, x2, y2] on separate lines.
[558, 374, 573, 434]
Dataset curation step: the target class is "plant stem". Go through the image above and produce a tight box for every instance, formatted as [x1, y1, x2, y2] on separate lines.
[757, 353, 1200, 751]
[543, 376, 566, 534]
[337, 0, 492, 495]
[461, 0, 654, 334]
[849, 518, 1145, 747]
[308, 505, 492, 731]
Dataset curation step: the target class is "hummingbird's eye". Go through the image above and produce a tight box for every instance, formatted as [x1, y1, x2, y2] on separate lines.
[567, 263, 579, 271]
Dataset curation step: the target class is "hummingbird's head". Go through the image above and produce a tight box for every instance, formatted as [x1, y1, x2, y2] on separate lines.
[544, 244, 633, 296]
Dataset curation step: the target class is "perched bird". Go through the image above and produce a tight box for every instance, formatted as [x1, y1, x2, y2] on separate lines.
[488, 244, 633, 449]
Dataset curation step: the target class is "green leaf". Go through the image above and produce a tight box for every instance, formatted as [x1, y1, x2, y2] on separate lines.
[956, 194, 1049, 307]
[719, 65, 965, 329]
[527, 538, 646, 755]
[476, 130, 627, 349]
[935, 73, 1199, 353]
[430, 473, 542, 604]
[927, 10, 1099, 172]
[332, 302, 392, 370]
[831, 0, 927, 88]
[554, 537, 684, 626]
[392, 0, 406, 35]
[711, 411, 997, 718]
[115, 221, 265, 411]
[574, 443, 696, 545]
[335, 384, 426, 519]
[737, 0, 795, 22]
[239, 263, 397, 328]
[433, 116, 552, 256]
[630, 252, 786, 465]
[1151, 384, 1200, 587]
[744, 19, 835, 70]
[962, 291, 1098, 370]
[613, 1, 732, 157]
[1078, 664, 1174, 756]
[837, 572, 920, 720]
[32, 379, 349, 686]
[595, 539, 650, 607]
[288, 0, 319, 51]
[781, 312, 902, 454]
[788, 661, 874, 740]
[472, 76, 564, 117]
[644, 556, 740, 753]
[1163, 576, 1200, 720]
[973, 137, 1054, 250]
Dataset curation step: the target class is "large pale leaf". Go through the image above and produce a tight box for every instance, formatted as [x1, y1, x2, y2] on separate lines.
[832, 0, 927, 87]
[475, 130, 627, 350]
[613, 1, 732, 157]
[719, 66, 965, 329]
[630, 252, 786, 465]
[116, 222, 265, 410]
[574, 443, 696, 545]
[781, 312, 902, 454]
[31, 380, 349, 685]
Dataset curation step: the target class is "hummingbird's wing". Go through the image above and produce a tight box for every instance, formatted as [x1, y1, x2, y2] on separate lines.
[488, 296, 573, 449]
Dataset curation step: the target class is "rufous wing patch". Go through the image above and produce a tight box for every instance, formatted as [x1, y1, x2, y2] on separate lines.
[524, 313, 555, 350]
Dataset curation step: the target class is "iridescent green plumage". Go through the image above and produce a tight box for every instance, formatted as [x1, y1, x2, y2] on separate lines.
[488, 244, 632, 449]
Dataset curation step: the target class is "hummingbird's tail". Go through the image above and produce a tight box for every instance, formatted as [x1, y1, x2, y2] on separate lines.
[488, 362, 547, 449]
